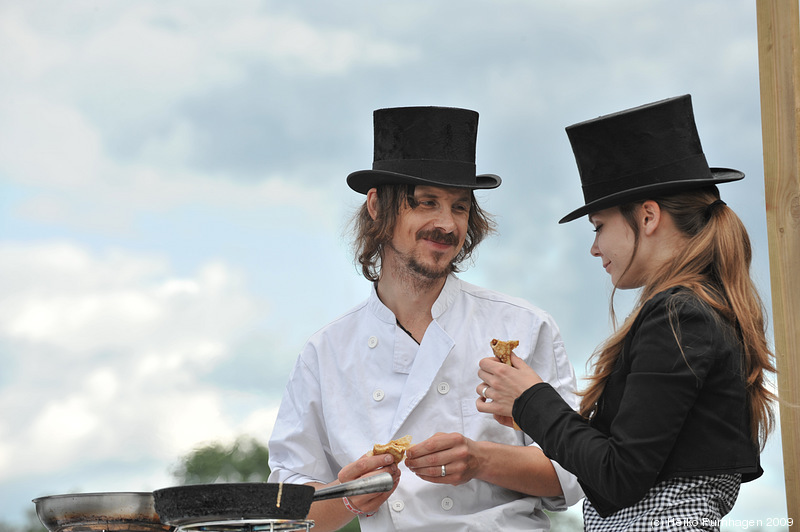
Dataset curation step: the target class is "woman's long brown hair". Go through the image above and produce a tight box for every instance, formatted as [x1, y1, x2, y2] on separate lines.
[579, 186, 776, 449]
[350, 184, 495, 281]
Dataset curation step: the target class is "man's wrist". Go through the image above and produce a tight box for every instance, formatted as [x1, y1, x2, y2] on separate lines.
[342, 496, 376, 517]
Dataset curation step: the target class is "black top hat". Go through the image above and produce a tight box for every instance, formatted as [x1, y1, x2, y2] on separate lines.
[346, 106, 501, 194]
[559, 94, 744, 223]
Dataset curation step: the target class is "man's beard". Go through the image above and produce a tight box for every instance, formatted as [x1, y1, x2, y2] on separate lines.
[387, 229, 460, 285]
[408, 255, 450, 280]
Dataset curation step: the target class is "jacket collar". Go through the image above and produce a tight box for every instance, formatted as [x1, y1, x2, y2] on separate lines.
[367, 274, 460, 323]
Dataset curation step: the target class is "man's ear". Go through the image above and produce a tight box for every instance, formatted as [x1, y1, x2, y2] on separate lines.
[640, 200, 661, 236]
[366, 188, 379, 221]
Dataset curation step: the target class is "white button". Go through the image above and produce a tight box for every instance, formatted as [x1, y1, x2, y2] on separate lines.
[368, 336, 378, 348]
[441, 497, 454, 510]
[437, 382, 450, 394]
[372, 389, 385, 402]
[391, 500, 405, 512]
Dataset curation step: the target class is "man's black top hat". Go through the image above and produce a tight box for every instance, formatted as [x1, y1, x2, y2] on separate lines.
[346, 106, 501, 194]
[559, 94, 744, 223]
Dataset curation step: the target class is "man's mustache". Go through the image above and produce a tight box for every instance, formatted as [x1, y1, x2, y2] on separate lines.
[416, 229, 458, 246]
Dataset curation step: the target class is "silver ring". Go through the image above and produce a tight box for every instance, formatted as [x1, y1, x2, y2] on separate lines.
[441, 465, 446, 477]
[480, 385, 489, 399]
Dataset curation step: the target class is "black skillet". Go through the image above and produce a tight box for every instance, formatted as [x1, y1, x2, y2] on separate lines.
[153, 472, 394, 525]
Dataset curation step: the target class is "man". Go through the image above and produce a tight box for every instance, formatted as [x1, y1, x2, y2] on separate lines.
[268, 106, 582, 531]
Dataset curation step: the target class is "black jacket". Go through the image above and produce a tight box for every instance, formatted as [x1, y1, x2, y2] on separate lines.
[513, 287, 762, 517]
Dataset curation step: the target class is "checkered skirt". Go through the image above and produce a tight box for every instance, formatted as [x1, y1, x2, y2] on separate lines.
[582, 474, 741, 531]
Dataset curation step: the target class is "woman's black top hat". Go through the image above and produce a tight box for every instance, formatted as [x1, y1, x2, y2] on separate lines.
[559, 94, 744, 223]
[346, 106, 501, 194]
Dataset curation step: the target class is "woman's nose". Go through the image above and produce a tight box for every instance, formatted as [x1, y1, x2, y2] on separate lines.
[590, 238, 600, 257]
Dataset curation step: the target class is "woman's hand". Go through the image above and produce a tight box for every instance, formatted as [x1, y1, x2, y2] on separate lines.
[476, 353, 543, 419]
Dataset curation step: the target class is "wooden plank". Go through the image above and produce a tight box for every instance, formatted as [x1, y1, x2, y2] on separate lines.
[756, 0, 800, 518]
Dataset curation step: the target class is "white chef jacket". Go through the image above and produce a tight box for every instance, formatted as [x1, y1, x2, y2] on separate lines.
[268, 274, 583, 531]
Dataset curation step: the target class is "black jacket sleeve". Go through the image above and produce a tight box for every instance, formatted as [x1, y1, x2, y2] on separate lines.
[512, 289, 758, 516]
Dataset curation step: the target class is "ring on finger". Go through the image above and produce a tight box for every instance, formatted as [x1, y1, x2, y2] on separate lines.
[480, 385, 490, 399]
[441, 464, 446, 477]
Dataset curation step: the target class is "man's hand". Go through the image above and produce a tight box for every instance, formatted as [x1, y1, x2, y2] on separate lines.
[404, 429, 564, 500]
[404, 432, 481, 485]
[305, 453, 399, 532]
[333, 452, 400, 514]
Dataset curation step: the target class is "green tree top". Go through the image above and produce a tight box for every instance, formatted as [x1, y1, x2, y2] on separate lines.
[171, 436, 271, 484]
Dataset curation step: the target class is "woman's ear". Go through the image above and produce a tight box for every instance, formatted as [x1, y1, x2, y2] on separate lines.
[366, 188, 379, 221]
[640, 200, 661, 236]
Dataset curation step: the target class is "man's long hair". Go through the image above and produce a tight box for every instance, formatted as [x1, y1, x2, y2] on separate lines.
[351, 184, 496, 282]
[579, 186, 776, 449]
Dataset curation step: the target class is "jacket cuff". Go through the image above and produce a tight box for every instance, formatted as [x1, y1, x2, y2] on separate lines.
[512, 382, 554, 430]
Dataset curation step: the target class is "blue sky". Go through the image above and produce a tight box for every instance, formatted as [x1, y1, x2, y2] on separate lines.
[0, 1, 788, 528]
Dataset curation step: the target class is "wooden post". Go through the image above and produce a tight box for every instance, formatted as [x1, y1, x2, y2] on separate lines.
[756, 0, 800, 517]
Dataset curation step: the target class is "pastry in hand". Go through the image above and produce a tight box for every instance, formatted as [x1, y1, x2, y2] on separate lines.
[490, 339, 519, 365]
[369, 435, 412, 463]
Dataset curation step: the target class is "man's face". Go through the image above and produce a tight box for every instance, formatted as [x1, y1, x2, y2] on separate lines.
[386, 185, 471, 280]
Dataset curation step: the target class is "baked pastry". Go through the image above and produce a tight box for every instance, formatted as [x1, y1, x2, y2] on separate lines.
[490, 339, 519, 365]
[370, 435, 412, 463]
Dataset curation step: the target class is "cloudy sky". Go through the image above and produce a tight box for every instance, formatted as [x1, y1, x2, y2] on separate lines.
[0, 0, 789, 528]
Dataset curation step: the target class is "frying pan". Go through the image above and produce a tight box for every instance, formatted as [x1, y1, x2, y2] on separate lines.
[32, 492, 170, 532]
[153, 473, 394, 525]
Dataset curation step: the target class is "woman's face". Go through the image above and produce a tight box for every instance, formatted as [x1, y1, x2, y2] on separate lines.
[588, 206, 646, 289]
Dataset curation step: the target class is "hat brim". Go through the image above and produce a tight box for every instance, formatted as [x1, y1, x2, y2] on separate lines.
[346, 170, 501, 194]
[558, 167, 744, 224]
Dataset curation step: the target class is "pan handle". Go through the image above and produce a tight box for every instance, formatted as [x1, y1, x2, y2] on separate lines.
[312, 473, 394, 502]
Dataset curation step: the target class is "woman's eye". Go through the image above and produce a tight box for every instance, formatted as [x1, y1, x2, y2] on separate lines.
[592, 225, 602, 233]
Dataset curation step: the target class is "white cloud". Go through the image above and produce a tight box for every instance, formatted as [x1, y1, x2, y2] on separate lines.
[215, 11, 417, 75]
[6, 141, 342, 235]
[0, 1, 414, 108]
[0, 242, 264, 482]
[0, 0, 408, 234]
[0, 96, 101, 187]
[0, 244, 251, 350]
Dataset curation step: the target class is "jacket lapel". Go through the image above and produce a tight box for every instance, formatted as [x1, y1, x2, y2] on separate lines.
[390, 320, 454, 436]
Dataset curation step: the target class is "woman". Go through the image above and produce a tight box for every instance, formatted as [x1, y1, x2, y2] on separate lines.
[476, 95, 776, 530]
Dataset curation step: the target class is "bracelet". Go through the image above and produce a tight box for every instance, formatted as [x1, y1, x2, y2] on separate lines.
[343, 496, 376, 517]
